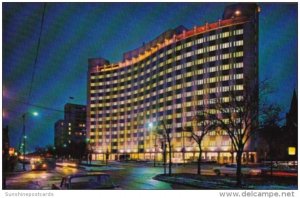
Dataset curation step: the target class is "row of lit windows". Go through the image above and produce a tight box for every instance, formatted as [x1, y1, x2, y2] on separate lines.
[93, 54, 242, 83]
[90, 91, 244, 115]
[91, 93, 243, 111]
[90, 74, 243, 100]
[91, 53, 243, 84]
[89, 118, 232, 135]
[90, 90, 244, 110]
[91, 36, 244, 81]
[90, 63, 244, 92]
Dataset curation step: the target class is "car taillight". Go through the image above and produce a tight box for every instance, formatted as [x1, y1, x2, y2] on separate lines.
[42, 164, 47, 168]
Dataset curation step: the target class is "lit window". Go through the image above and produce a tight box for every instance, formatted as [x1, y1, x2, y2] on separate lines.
[176, 45, 182, 51]
[186, 62, 193, 67]
[197, 38, 204, 44]
[176, 64, 181, 70]
[221, 64, 230, 70]
[197, 90, 203, 95]
[197, 79, 203, 85]
[209, 77, 216, 83]
[186, 41, 192, 47]
[234, 40, 243, 46]
[209, 56, 216, 62]
[221, 75, 230, 81]
[223, 97, 230, 103]
[221, 32, 229, 38]
[176, 55, 182, 61]
[235, 85, 243, 91]
[234, 29, 243, 35]
[222, 53, 230, 60]
[209, 45, 216, 52]
[234, 62, 243, 68]
[186, 51, 193, 57]
[197, 58, 204, 64]
[197, 48, 204, 54]
[209, 35, 216, 41]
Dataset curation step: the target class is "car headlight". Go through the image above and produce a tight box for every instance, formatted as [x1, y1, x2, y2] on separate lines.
[42, 164, 47, 168]
[32, 165, 35, 169]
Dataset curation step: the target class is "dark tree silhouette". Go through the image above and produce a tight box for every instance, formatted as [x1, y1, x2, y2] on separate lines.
[259, 104, 282, 180]
[185, 112, 216, 175]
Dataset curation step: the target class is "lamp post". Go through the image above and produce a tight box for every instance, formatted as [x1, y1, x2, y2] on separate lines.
[22, 111, 38, 171]
[154, 135, 158, 167]
[22, 113, 26, 171]
[182, 126, 186, 166]
[148, 122, 157, 167]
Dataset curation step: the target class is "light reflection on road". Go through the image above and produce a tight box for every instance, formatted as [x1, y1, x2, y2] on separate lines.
[5, 163, 212, 190]
[5, 166, 82, 189]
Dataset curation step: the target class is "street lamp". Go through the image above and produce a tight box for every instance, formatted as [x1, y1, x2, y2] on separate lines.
[22, 111, 38, 171]
[148, 122, 157, 167]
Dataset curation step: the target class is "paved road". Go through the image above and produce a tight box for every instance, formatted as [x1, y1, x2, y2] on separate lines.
[4, 162, 215, 190]
[5, 166, 82, 190]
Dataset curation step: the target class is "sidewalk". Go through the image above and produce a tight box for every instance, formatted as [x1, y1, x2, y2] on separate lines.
[153, 173, 298, 190]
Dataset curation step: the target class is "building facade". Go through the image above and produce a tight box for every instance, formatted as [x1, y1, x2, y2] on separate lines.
[54, 103, 87, 159]
[54, 119, 65, 149]
[87, 3, 259, 163]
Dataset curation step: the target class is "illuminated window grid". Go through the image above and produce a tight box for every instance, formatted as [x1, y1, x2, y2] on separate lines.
[89, 24, 251, 155]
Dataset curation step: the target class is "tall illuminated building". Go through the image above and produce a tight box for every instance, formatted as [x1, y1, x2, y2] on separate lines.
[87, 3, 259, 163]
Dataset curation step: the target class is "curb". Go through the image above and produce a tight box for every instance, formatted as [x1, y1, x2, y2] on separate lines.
[153, 175, 250, 189]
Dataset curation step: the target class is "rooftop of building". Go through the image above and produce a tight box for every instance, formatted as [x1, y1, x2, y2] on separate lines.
[88, 3, 259, 72]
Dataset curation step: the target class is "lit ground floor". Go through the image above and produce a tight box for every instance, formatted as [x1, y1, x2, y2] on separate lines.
[91, 151, 257, 164]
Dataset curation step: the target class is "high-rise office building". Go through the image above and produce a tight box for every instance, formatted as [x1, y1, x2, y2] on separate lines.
[87, 3, 259, 163]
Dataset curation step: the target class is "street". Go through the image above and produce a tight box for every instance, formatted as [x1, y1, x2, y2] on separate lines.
[4, 161, 297, 190]
[5, 162, 214, 190]
[5, 165, 82, 190]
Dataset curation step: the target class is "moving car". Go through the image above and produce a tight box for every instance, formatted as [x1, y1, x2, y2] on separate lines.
[31, 159, 47, 171]
[52, 173, 120, 190]
[213, 163, 262, 176]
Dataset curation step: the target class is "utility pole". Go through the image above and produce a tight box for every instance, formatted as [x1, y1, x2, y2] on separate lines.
[162, 141, 167, 175]
[154, 135, 157, 167]
[22, 113, 26, 171]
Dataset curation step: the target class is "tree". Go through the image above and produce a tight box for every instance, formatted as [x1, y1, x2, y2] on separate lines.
[259, 104, 282, 180]
[160, 120, 173, 176]
[185, 112, 215, 175]
[151, 120, 173, 176]
[209, 86, 259, 186]
[209, 78, 276, 186]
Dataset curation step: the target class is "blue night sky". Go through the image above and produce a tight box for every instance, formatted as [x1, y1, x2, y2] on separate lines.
[2, 2, 298, 152]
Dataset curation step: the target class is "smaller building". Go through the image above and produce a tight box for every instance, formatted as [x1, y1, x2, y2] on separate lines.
[54, 120, 65, 149]
[54, 103, 87, 159]
[256, 90, 298, 162]
[285, 90, 297, 160]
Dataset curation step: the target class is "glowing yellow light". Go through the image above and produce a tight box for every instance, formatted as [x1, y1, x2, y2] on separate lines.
[9, 148, 15, 156]
[288, 147, 296, 155]
[235, 10, 241, 16]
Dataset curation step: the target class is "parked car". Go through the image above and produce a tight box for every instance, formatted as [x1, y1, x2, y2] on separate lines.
[31, 160, 47, 171]
[52, 173, 120, 190]
[213, 163, 262, 176]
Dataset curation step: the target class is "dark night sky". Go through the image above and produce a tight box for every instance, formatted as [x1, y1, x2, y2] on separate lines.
[2, 2, 298, 152]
